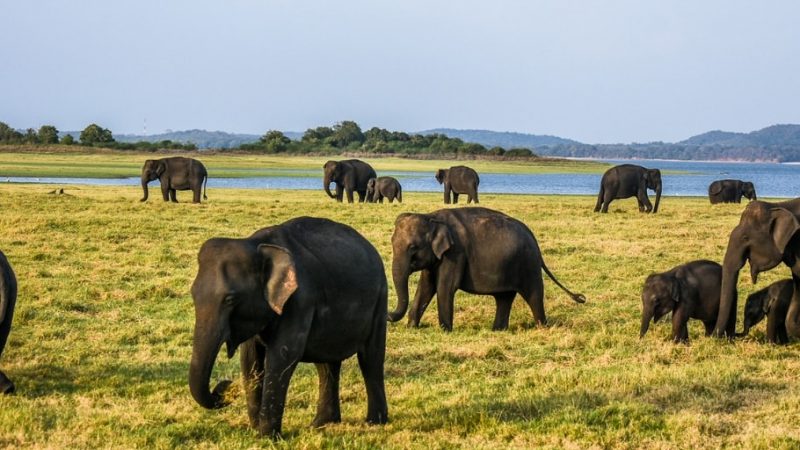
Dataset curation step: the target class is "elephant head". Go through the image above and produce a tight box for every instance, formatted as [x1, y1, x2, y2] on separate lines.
[742, 181, 757, 201]
[140, 159, 166, 202]
[738, 289, 769, 337]
[645, 169, 662, 213]
[640, 272, 681, 337]
[323, 161, 342, 199]
[366, 178, 377, 203]
[435, 169, 447, 185]
[715, 201, 800, 337]
[388, 213, 453, 322]
[189, 238, 297, 409]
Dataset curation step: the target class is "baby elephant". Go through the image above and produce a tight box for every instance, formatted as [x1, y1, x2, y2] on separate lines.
[738, 279, 792, 344]
[0, 250, 17, 394]
[366, 177, 402, 203]
[640, 260, 729, 343]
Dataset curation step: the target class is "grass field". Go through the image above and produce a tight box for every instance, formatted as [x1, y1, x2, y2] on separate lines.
[0, 159, 799, 448]
[0, 147, 611, 178]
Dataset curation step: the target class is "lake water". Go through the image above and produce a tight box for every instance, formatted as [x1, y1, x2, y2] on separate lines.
[7, 159, 800, 198]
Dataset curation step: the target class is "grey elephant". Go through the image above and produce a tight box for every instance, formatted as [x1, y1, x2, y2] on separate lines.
[738, 279, 792, 344]
[640, 260, 730, 343]
[140, 157, 208, 203]
[388, 207, 585, 331]
[594, 164, 662, 213]
[366, 177, 402, 203]
[708, 179, 757, 204]
[435, 166, 479, 204]
[714, 199, 800, 339]
[0, 250, 17, 394]
[189, 217, 388, 438]
[323, 159, 377, 203]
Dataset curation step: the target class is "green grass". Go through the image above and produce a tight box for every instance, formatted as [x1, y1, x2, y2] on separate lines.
[0, 147, 611, 178]
[0, 160, 798, 448]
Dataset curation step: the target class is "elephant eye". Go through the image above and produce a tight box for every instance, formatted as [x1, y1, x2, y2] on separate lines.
[223, 294, 237, 306]
[409, 244, 418, 251]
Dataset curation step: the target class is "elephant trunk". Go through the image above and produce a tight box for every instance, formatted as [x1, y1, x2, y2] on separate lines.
[652, 181, 662, 213]
[323, 172, 335, 199]
[189, 317, 227, 410]
[140, 174, 150, 202]
[714, 245, 745, 337]
[388, 258, 410, 322]
[640, 304, 654, 338]
[736, 321, 752, 338]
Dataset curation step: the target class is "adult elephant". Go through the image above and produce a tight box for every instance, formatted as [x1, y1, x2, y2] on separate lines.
[713, 198, 800, 339]
[189, 217, 388, 438]
[388, 207, 585, 331]
[0, 250, 17, 394]
[436, 166, 479, 204]
[708, 179, 757, 204]
[366, 177, 403, 203]
[140, 157, 208, 203]
[323, 159, 376, 203]
[594, 164, 662, 213]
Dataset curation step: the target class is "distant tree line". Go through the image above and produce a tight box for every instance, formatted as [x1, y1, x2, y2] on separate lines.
[537, 143, 800, 162]
[0, 121, 196, 151]
[239, 120, 537, 157]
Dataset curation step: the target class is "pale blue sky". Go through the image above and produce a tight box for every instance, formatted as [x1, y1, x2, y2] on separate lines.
[1, 1, 799, 143]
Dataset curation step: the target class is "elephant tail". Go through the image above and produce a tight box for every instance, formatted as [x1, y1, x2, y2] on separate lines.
[541, 260, 586, 304]
[203, 174, 208, 200]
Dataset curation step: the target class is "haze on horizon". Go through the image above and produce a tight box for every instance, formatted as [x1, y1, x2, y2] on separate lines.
[1, 1, 799, 145]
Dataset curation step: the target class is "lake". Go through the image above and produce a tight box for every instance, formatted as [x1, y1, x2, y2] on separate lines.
[6, 159, 800, 198]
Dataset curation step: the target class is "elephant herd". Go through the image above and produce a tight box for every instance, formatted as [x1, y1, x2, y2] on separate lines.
[0, 156, 783, 440]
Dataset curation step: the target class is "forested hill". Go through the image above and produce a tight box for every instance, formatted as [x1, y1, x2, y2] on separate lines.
[113, 130, 263, 149]
[419, 129, 581, 148]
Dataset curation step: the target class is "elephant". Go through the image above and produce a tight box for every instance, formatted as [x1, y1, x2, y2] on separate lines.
[140, 157, 208, 203]
[366, 177, 403, 203]
[708, 179, 757, 204]
[323, 159, 377, 203]
[594, 164, 662, 213]
[639, 260, 729, 343]
[189, 217, 388, 438]
[435, 166, 480, 204]
[387, 207, 585, 331]
[714, 198, 800, 339]
[0, 250, 17, 394]
[737, 279, 792, 344]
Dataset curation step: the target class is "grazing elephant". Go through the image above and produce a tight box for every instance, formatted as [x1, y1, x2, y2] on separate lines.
[435, 166, 480, 204]
[0, 251, 17, 394]
[738, 279, 792, 344]
[140, 157, 208, 203]
[708, 179, 757, 204]
[594, 164, 662, 213]
[714, 198, 800, 339]
[323, 159, 377, 203]
[639, 260, 728, 343]
[366, 177, 403, 203]
[388, 207, 585, 331]
[189, 217, 388, 438]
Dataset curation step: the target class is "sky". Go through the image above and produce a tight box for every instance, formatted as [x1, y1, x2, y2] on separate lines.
[1, 1, 799, 144]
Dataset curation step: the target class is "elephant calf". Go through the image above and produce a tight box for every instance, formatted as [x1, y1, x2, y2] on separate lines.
[708, 179, 756, 204]
[435, 166, 480, 204]
[640, 260, 730, 343]
[366, 177, 402, 203]
[738, 279, 792, 344]
[189, 217, 388, 438]
[0, 250, 17, 394]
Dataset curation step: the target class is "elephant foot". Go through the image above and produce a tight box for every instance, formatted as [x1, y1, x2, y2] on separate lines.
[0, 373, 14, 395]
[311, 413, 341, 428]
[257, 422, 283, 440]
[365, 411, 389, 425]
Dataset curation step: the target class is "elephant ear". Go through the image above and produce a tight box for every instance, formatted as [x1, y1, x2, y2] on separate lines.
[670, 275, 683, 303]
[435, 170, 445, 184]
[769, 207, 800, 254]
[709, 182, 723, 196]
[155, 160, 167, 176]
[258, 244, 298, 315]
[430, 220, 453, 259]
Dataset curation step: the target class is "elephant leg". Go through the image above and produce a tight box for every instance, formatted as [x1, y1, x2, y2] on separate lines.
[160, 182, 170, 201]
[703, 320, 716, 336]
[0, 370, 14, 395]
[356, 311, 388, 425]
[472, 190, 479, 204]
[378, 194, 384, 203]
[436, 276, 459, 332]
[346, 188, 355, 204]
[522, 275, 546, 326]
[443, 185, 452, 204]
[408, 270, 436, 327]
[356, 190, 366, 203]
[312, 361, 342, 427]
[335, 184, 344, 202]
[169, 189, 178, 203]
[601, 190, 614, 213]
[594, 186, 605, 212]
[778, 325, 789, 344]
[638, 189, 652, 213]
[492, 292, 515, 331]
[452, 193, 460, 204]
[193, 186, 201, 203]
[258, 355, 298, 438]
[671, 308, 689, 343]
[240, 337, 266, 429]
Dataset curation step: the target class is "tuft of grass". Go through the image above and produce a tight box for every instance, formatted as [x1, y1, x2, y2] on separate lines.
[0, 159, 797, 448]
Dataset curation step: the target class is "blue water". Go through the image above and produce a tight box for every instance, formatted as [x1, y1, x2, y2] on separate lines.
[6, 159, 800, 198]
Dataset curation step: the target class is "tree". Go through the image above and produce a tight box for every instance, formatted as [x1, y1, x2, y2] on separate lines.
[23, 128, 39, 144]
[259, 130, 291, 153]
[61, 134, 75, 145]
[0, 122, 22, 143]
[38, 125, 59, 144]
[302, 126, 333, 143]
[330, 121, 364, 148]
[80, 123, 114, 145]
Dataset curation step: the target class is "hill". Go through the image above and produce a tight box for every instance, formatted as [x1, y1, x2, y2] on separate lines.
[419, 128, 581, 148]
